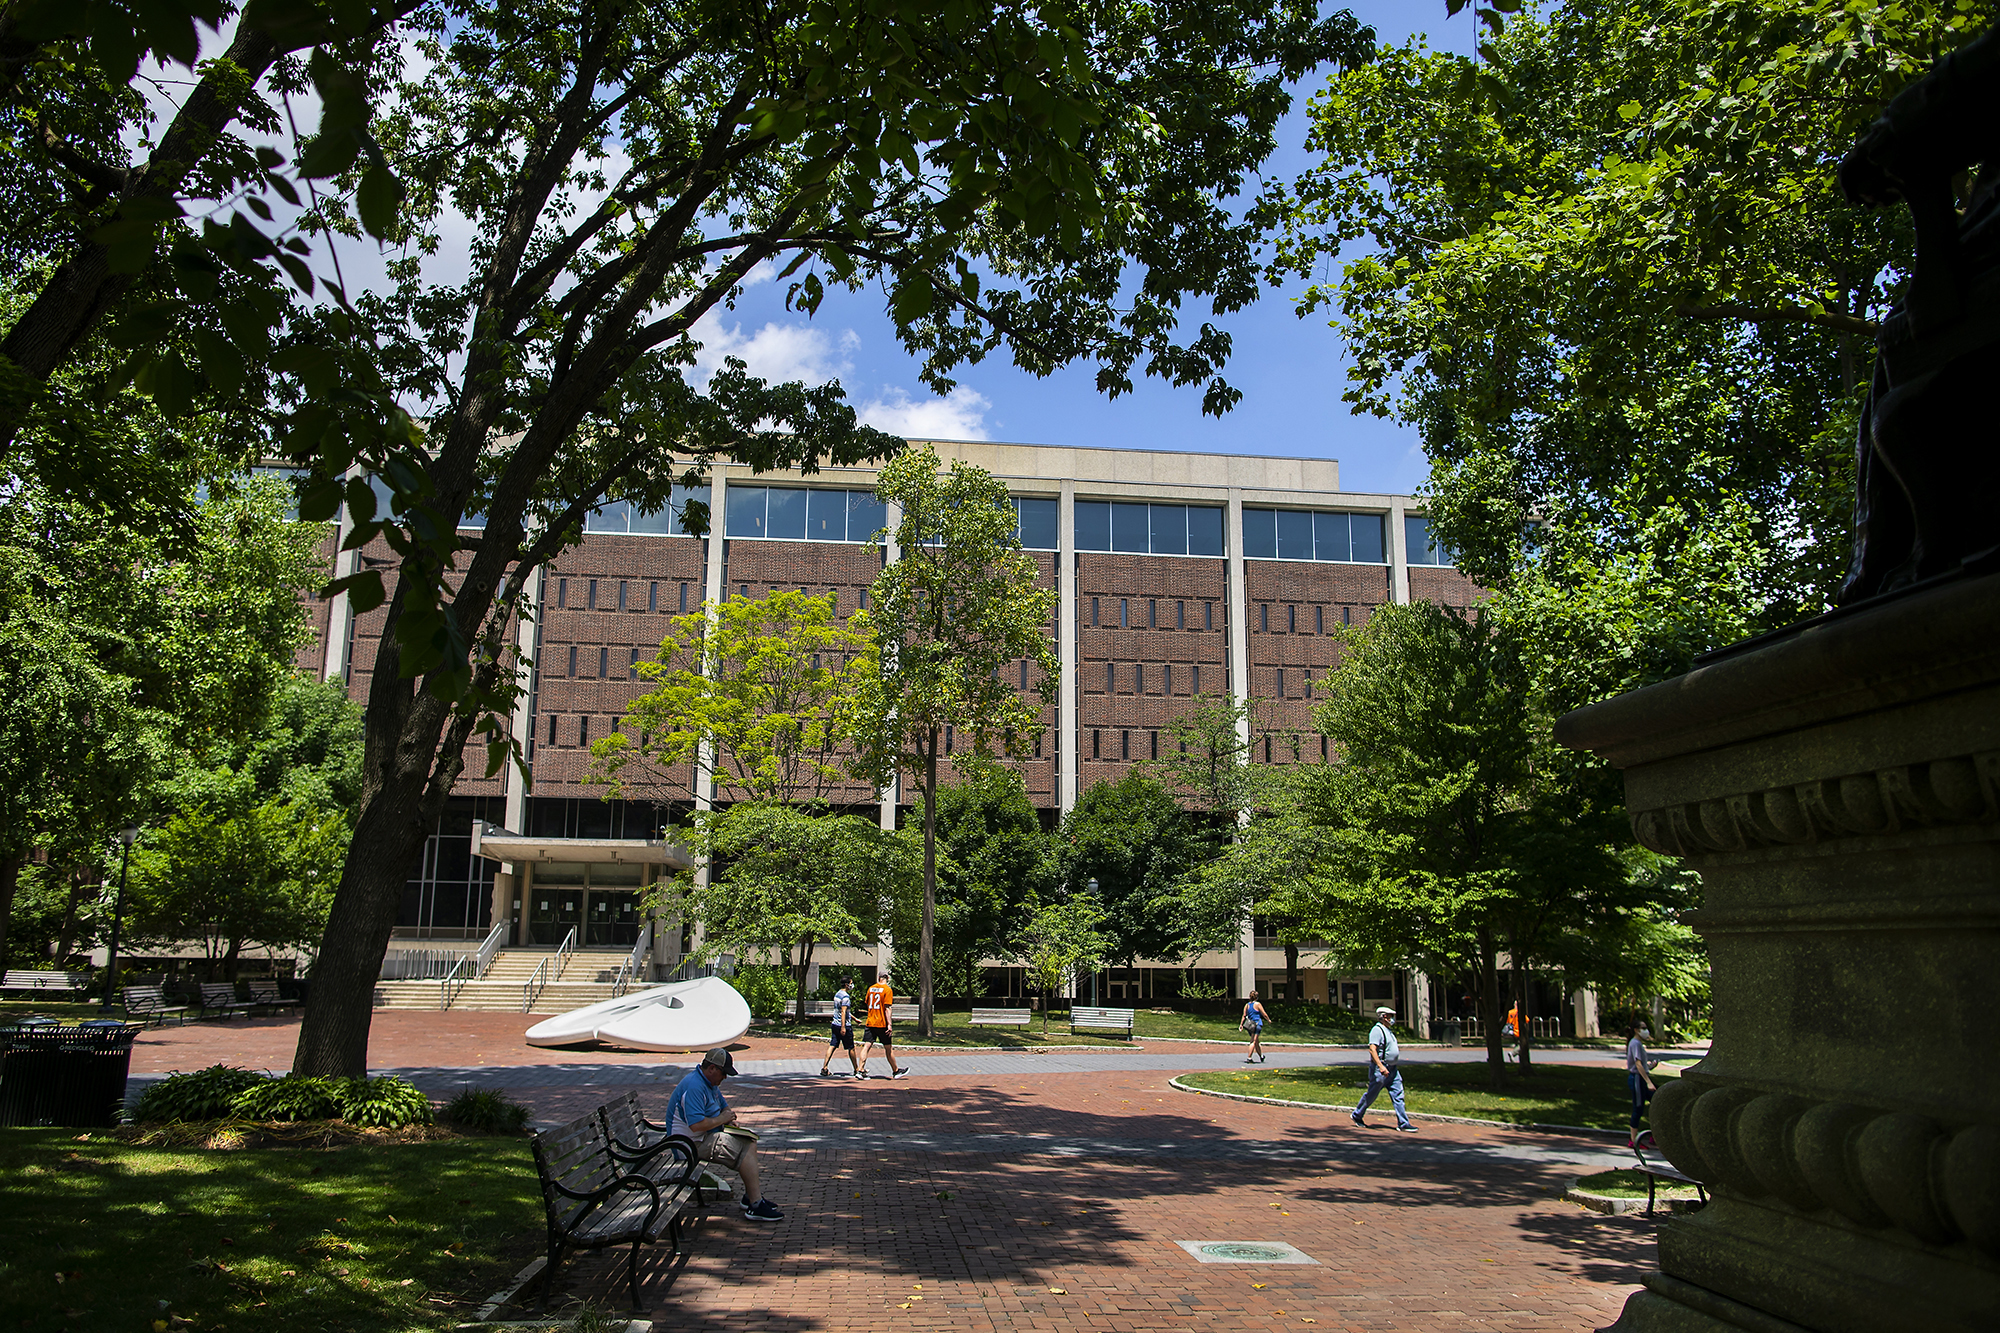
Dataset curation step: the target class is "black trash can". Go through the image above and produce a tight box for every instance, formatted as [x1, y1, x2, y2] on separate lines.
[0, 1023, 140, 1127]
[1428, 1018, 1462, 1047]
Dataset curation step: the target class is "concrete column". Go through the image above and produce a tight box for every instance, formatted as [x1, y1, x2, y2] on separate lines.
[1408, 968, 1432, 1035]
[1226, 489, 1255, 1002]
[1387, 498, 1410, 605]
[1571, 987, 1600, 1039]
[876, 497, 902, 982]
[503, 565, 543, 835]
[1058, 479, 1078, 813]
[320, 467, 363, 686]
[684, 470, 730, 970]
[491, 870, 516, 949]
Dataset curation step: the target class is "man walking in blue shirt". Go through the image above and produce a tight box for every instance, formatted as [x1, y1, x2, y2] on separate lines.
[667, 1048, 784, 1221]
[1351, 1006, 1415, 1132]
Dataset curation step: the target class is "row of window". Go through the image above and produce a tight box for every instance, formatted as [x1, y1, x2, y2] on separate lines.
[1085, 730, 1334, 762]
[1089, 597, 1217, 630]
[549, 646, 646, 681]
[726, 485, 888, 543]
[1258, 603, 1358, 634]
[582, 485, 712, 536]
[554, 577, 695, 613]
[1086, 663, 1320, 698]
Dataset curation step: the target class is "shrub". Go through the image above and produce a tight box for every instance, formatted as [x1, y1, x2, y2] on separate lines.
[229, 1075, 343, 1122]
[1177, 972, 1228, 1003]
[338, 1075, 434, 1127]
[726, 963, 793, 1019]
[132, 1065, 269, 1123]
[442, 1087, 532, 1134]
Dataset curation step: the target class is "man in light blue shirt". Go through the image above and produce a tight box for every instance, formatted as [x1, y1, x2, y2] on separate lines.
[818, 976, 861, 1078]
[1351, 1006, 1415, 1132]
[666, 1048, 783, 1221]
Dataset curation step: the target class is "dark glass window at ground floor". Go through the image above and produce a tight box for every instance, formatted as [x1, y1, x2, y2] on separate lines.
[395, 795, 504, 939]
[525, 796, 674, 840]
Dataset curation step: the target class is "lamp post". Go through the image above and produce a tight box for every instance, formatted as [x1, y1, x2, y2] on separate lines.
[1086, 877, 1099, 1007]
[101, 824, 139, 1009]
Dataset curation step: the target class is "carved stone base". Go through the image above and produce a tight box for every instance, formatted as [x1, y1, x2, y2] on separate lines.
[1556, 573, 2000, 1333]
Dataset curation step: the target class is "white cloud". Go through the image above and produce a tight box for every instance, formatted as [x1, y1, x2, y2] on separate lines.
[690, 314, 856, 387]
[855, 386, 991, 441]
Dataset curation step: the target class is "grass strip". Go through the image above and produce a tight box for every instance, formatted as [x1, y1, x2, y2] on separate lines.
[0, 1129, 545, 1332]
[1574, 1168, 1701, 1200]
[1177, 1059, 1687, 1131]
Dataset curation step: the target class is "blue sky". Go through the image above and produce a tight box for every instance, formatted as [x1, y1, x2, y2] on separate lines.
[691, 2, 1473, 497]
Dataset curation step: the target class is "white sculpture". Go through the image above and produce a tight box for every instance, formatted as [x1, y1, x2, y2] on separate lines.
[524, 975, 751, 1051]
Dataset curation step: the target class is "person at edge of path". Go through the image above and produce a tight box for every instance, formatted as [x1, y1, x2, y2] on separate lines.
[1240, 993, 1271, 1063]
[1626, 1022, 1663, 1147]
[1503, 1000, 1520, 1039]
[818, 974, 861, 1078]
[667, 1048, 784, 1222]
[855, 974, 908, 1079]
[1351, 1005, 1415, 1132]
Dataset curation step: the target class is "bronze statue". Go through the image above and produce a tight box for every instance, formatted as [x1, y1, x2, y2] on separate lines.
[1837, 22, 2000, 603]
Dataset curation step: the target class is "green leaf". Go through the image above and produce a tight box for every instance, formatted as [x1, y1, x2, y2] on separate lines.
[356, 163, 405, 241]
[191, 328, 245, 397]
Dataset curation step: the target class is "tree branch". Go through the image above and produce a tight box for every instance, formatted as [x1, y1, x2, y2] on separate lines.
[1675, 300, 1879, 338]
[30, 120, 132, 194]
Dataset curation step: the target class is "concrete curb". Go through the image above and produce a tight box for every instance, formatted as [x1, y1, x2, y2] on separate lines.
[1563, 1186, 1704, 1216]
[1165, 1075, 1628, 1140]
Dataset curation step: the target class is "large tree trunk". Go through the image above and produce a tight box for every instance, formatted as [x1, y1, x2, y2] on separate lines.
[53, 867, 85, 964]
[919, 727, 937, 1038]
[1284, 942, 1298, 1001]
[795, 933, 814, 1021]
[1479, 924, 1506, 1090]
[222, 938, 242, 983]
[0, 854, 19, 975]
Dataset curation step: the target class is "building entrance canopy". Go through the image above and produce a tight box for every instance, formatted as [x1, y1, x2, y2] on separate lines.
[471, 821, 693, 871]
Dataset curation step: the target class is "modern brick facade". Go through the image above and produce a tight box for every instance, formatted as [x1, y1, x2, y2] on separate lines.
[305, 441, 1485, 1023]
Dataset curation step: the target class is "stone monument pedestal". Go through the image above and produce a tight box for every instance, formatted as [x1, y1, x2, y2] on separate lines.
[1555, 573, 2000, 1332]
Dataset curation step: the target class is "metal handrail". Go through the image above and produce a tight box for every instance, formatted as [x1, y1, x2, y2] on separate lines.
[441, 922, 508, 1011]
[612, 924, 652, 997]
[552, 926, 578, 981]
[523, 957, 549, 1013]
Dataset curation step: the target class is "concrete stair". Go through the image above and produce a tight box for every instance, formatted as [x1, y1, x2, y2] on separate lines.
[373, 948, 649, 1013]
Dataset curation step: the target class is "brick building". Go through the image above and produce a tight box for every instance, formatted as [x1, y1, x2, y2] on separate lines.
[307, 440, 1484, 1027]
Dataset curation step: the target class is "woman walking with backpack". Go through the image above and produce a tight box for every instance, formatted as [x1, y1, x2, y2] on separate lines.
[1240, 993, 1271, 1063]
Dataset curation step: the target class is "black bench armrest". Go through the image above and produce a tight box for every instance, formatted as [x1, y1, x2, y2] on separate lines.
[605, 1132, 698, 1180]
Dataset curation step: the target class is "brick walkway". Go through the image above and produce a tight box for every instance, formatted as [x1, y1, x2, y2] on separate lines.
[125, 1013, 1653, 1330]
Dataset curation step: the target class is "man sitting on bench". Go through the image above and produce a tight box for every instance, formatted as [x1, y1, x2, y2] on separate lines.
[667, 1048, 784, 1223]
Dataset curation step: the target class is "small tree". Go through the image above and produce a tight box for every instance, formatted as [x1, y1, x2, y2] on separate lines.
[929, 758, 1057, 1001]
[655, 802, 922, 1019]
[1059, 773, 1203, 971]
[850, 445, 1059, 1035]
[1012, 896, 1113, 1037]
[596, 590, 874, 805]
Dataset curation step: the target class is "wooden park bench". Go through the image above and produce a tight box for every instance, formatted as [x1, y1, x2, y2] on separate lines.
[198, 983, 256, 1020]
[595, 1091, 709, 1202]
[1069, 1005, 1136, 1039]
[529, 1111, 695, 1309]
[970, 1007, 1033, 1027]
[1633, 1130, 1708, 1216]
[0, 970, 90, 997]
[121, 985, 190, 1026]
[246, 981, 299, 1014]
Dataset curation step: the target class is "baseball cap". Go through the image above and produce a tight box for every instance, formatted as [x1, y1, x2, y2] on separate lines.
[701, 1048, 736, 1077]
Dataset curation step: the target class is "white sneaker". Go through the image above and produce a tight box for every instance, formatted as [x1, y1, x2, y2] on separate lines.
[892, 1068, 910, 1079]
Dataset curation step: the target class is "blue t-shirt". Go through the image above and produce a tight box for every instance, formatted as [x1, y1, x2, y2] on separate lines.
[1369, 1022, 1400, 1066]
[666, 1068, 727, 1139]
[831, 987, 853, 1029]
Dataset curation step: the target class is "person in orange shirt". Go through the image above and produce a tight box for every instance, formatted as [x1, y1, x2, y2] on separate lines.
[1504, 1002, 1520, 1039]
[855, 975, 908, 1079]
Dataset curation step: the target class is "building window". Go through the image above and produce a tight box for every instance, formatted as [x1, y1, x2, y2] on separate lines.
[568, 645, 578, 677]
[1316, 605, 1324, 634]
[1205, 601, 1213, 631]
[1176, 600, 1185, 630]
[1092, 729, 1100, 759]
[1264, 735, 1272, 762]
[629, 648, 640, 679]
[1073, 501, 1224, 555]
[1034, 731, 1044, 758]
[1344, 605, 1352, 626]
[548, 713, 558, 744]
[1260, 604, 1269, 632]
[725, 485, 886, 542]
[1405, 514, 1455, 566]
[1321, 735, 1329, 759]
[584, 485, 709, 536]
[1242, 507, 1387, 563]
[945, 724, 954, 755]
[1288, 604, 1296, 633]
[1104, 661, 1115, 693]
[1277, 669, 1286, 697]
[1091, 597, 1099, 627]
[648, 582, 658, 612]
[1136, 663, 1145, 692]
[1013, 496, 1059, 550]
[598, 647, 609, 679]
[1020, 661, 1029, 689]
[580, 716, 591, 746]
[1120, 598, 1129, 628]
[1150, 730, 1158, 759]
[617, 580, 628, 612]
[1121, 729, 1130, 760]
[1164, 663, 1173, 694]
[556, 578, 567, 608]
[860, 588, 869, 609]
[1192, 664, 1201, 693]
[588, 579, 598, 609]
[1148, 598, 1157, 628]
[678, 582, 688, 612]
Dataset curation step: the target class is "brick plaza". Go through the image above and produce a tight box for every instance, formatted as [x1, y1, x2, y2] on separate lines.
[132, 1015, 1652, 1331]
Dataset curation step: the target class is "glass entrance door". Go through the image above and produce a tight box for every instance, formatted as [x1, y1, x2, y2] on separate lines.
[586, 891, 640, 946]
[527, 889, 583, 945]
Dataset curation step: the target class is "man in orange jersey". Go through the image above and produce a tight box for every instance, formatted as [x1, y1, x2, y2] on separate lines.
[855, 974, 909, 1079]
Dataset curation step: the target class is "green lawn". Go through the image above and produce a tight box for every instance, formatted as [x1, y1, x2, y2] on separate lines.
[0, 1129, 548, 1332]
[0, 998, 113, 1024]
[1575, 1168, 1701, 1201]
[1179, 1058, 1689, 1131]
[1131, 1009, 1377, 1044]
